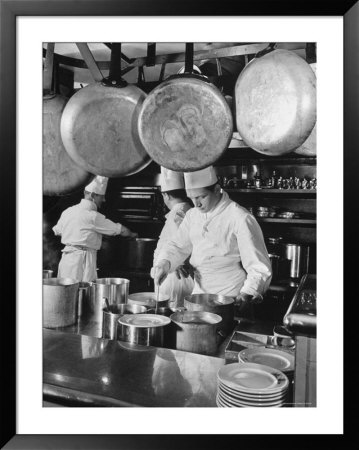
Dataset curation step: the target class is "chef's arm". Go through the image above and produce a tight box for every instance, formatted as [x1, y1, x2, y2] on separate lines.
[235, 214, 272, 300]
[93, 214, 138, 238]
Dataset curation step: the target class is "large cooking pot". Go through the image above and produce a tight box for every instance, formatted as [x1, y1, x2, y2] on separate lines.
[43, 278, 79, 328]
[235, 48, 316, 155]
[137, 43, 233, 171]
[170, 311, 223, 356]
[60, 43, 151, 177]
[184, 293, 235, 336]
[43, 43, 92, 195]
[120, 237, 158, 270]
[85, 278, 130, 323]
[117, 313, 171, 347]
[102, 303, 147, 340]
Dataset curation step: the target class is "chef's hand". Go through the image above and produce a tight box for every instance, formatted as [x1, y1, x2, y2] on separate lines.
[120, 225, 138, 238]
[175, 265, 190, 279]
[235, 292, 263, 311]
[150, 260, 171, 286]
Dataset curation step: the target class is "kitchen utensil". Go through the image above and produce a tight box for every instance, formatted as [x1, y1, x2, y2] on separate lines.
[235, 48, 316, 155]
[282, 243, 310, 278]
[104, 297, 111, 311]
[60, 43, 151, 177]
[102, 303, 147, 340]
[43, 269, 54, 279]
[43, 43, 92, 195]
[170, 311, 223, 356]
[117, 313, 171, 347]
[184, 293, 235, 336]
[138, 43, 233, 171]
[86, 278, 130, 323]
[43, 278, 79, 328]
[128, 292, 170, 310]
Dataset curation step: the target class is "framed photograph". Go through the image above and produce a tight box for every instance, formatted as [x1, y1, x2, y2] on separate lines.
[1, 0, 355, 448]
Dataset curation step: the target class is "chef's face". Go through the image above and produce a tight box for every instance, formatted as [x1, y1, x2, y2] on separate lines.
[92, 193, 105, 209]
[186, 185, 221, 213]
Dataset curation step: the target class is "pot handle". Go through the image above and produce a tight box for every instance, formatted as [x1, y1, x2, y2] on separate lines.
[255, 42, 277, 59]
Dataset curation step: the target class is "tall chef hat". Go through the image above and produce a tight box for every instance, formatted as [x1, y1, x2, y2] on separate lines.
[184, 166, 218, 189]
[85, 176, 109, 195]
[160, 167, 185, 192]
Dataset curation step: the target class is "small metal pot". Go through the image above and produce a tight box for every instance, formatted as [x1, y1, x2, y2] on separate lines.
[170, 311, 223, 356]
[102, 304, 147, 340]
[184, 294, 235, 336]
[43, 270, 54, 279]
[117, 314, 171, 347]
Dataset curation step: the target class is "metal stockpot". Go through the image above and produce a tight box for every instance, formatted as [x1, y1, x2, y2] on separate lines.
[117, 314, 171, 347]
[184, 294, 235, 336]
[170, 311, 223, 356]
[87, 278, 130, 323]
[102, 304, 147, 340]
[128, 292, 170, 310]
[123, 238, 158, 270]
[283, 243, 310, 278]
[77, 281, 91, 321]
[43, 278, 79, 328]
[43, 270, 54, 279]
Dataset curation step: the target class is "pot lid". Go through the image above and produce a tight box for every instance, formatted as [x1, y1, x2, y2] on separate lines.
[118, 314, 170, 328]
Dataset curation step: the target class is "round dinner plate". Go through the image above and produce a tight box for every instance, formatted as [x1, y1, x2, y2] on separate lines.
[238, 348, 295, 372]
[217, 363, 289, 394]
[218, 388, 286, 407]
[118, 314, 171, 328]
[218, 382, 287, 401]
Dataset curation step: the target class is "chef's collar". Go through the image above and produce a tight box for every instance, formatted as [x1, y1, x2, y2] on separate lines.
[80, 198, 98, 211]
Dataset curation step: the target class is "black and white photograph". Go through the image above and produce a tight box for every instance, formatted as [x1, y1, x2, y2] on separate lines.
[42, 41, 317, 408]
[2, 3, 353, 446]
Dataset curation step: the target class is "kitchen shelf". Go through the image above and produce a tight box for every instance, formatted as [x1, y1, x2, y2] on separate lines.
[257, 218, 316, 225]
[226, 188, 316, 195]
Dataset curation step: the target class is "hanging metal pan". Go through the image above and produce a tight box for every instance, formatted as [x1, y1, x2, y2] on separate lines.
[137, 43, 233, 172]
[43, 43, 93, 196]
[235, 47, 316, 155]
[60, 43, 151, 178]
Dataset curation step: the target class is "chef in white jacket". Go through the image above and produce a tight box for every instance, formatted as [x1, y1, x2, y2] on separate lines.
[53, 175, 137, 282]
[152, 166, 272, 309]
[152, 168, 194, 307]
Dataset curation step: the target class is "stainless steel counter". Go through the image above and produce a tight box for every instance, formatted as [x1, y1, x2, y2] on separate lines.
[43, 328, 224, 407]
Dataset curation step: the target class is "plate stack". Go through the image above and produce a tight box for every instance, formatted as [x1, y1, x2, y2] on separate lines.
[216, 363, 289, 407]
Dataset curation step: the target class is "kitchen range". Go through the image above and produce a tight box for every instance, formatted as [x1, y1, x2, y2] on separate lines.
[43, 42, 317, 408]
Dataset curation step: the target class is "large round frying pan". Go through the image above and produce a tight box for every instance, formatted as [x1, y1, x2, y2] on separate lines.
[137, 44, 233, 172]
[60, 43, 152, 177]
[235, 47, 316, 155]
[43, 43, 93, 196]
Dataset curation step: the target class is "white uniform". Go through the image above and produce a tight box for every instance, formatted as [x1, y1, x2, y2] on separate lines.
[157, 191, 272, 298]
[153, 202, 194, 307]
[53, 199, 122, 282]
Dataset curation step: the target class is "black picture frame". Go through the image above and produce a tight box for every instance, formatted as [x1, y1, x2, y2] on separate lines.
[1, 0, 356, 448]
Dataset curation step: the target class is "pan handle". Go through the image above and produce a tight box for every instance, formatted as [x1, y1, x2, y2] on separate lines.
[102, 43, 128, 88]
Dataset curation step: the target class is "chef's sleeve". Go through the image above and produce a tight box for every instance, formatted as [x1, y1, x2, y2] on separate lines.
[234, 214, 272, 298]
[52, 218, 62, 236]
[92, 213, 123, 236]
[156, 214, 193, 272]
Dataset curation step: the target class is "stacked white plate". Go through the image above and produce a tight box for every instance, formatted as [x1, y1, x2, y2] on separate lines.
[216, 363, 289, 407]
[238, 347, 294, 373]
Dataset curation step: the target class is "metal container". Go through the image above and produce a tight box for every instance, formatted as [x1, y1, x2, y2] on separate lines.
[268, 254, 281, 281]
[43, 278, 79, 328]
[170, 311, 223, 356]
[117, 314, 171, 347]
[77, 282, 90, 321]
[43, 270, 54, 279]
[283, 243, 310, 278]
[184, 294, 235, 336]
[128, 292, 170, 310]
[102, 304, 147, 340]
[87, 278, 130, 324]
[123, 238, 158, 270]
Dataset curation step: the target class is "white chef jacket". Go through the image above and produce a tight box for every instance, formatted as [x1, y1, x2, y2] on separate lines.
[53, 199, 123, 282]
[153, 202, 194, 307]
[157, 191, 272, 298]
